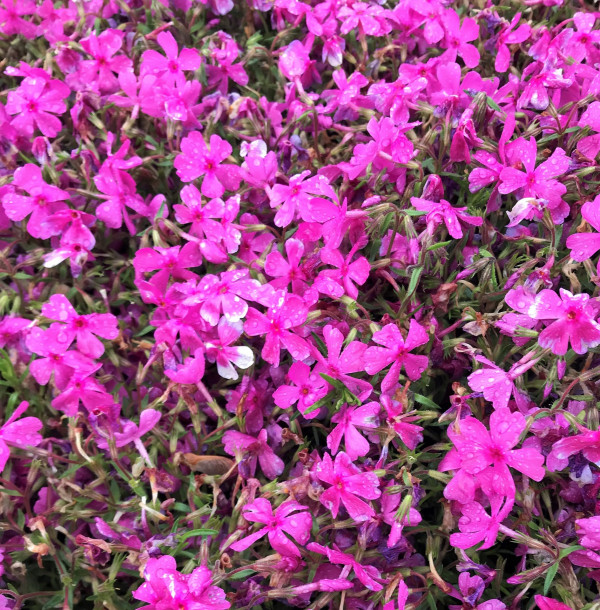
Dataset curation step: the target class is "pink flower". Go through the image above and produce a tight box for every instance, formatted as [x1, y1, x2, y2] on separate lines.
[272, 362, 328, 417]
[94, 409, 161, 468]
[133, 243, 202, 290]
[245, 292, 310, 367]
[410, 197, 483, 239]
[338, 2, 390, 37]
[307, 542, 385, 591]
[0, 401, 43, 472]
[576, 516, 600, 550]
[41, 294, 118, 358]
[164, 349, 205, 384]
[441, 11, 480, 68]
[191, 270, 262, 326]
[230, 498, 312, 557]
[51, 369, 113, 417]
[380, 394, 424, 450]
[140, 31, 200, 83]
[6, 76, 69, 138]
[26, 326, 96, 390]
[174, 132, 240, 198]
[174, 185, 225, 241]
[495, 13, 531, 73]
[314, 451, 381, 521]
[380, 483, 422, 547]
[312, 324, 372, 400]
[449, 494, 512, 550]
[364, 321, 429, 392]
[264, 238, 309, 292]
[205, 319, 254, 380]
[94, 168, 149, 234]
[133, 556, 230, 610]
[447, 408, 545, 498]
[2, 164, 69, 239]
[576, 102, 600, 159]
[279, 40, 311, 81]
[548, 428, 600, 467]
[528, 289, 600, 355]
[0, 0, 36, 37]
[567, 196, 600, 263]
[327, 402, 379, 460]
[267, 171, 337, 228]
[222, 429, 284, 480]
[316, 247, 370, 300]
[498, 139, 570, 224]
[534, 596, 572, 610]
[467, 355, 535, 411]
[79, 30, 133, 93]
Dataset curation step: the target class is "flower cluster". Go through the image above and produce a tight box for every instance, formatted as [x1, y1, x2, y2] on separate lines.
[0, 0, 599, 609]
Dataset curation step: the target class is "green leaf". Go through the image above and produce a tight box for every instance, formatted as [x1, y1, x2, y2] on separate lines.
[179, 528, 219, 540]
[414, 394, 438, 409]
[486, 96, 501, 112]
[229, 569, 257, 581]
[543, 561, 560, 595]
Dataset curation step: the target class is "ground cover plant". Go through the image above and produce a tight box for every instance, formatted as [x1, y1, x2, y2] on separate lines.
[1, 0, 600, 608]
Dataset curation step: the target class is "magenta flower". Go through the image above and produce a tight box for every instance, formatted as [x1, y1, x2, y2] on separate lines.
[447, 408, 545, 497]
[528, 289, 600, 355]
[94, 409, 161, 466]
[307, 542, 384, 591]
[498, 139, 570, 223]
[174, 132, 240, 198]
[6, 76, 69, 138]
[312, 324, 372, 400]
[164, 349, 205, 384]
[133, 243, 202, 289]
[441, 11, 480, 68]
[317, 247, 370, 300]
[51, 370, 113, 417]
[576, 517, 600, 550]
[174, 185, 225, 241]
[576, 101, 600, 159]
[26, 326, 96, 390]
[327, 402, 379, 460]
[41, 294, 118, 358]
[140, 31, 201, 83]
[450, 495, 512, 550]
[0, 0, 36, 37]
[205, 319, 254, 381]
[222, 429, 284, 480]
[314, 451, 381, 521]
[79, 30, 133, 92]
[380, 394, 424, 450]
[534, 596, 572, 610]
[0, 401, 43, 473]
[567, 196, 600, 262]
[338, 2, 390, 37]
[206, 32, 249, 94]
[364, 321, 429, 392]
[267, 171, 337, 228]
[264, 238, 308, 292]
[495, 13, 531, 73]
[548, 427, 600, 467]
[467, 355, 535, 411]
[279, 40, 311, 81]
[133, 556, 230, 610]
[410, 197, 483, 239]
[272, 362, 328, 417]
[192, 270, 262, 326]
[94, 168, 149, 234]
[230, 498, 312, 557]
[245, 293, 310, 367]
[380, 483, 422, 548]
[2, 164, 69, 239]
